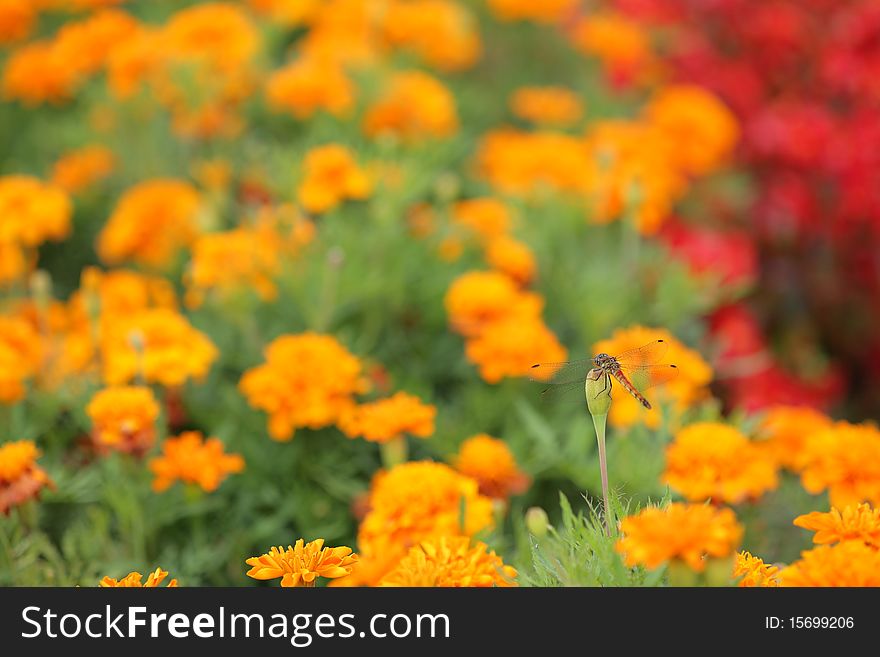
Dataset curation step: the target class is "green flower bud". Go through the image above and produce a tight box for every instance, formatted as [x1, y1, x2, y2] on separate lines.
[586, 367, 612, 417]
[525, 506, 550, 538]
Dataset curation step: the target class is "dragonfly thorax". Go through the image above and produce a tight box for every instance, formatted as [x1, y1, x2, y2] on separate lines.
[593, 353, 619, 371]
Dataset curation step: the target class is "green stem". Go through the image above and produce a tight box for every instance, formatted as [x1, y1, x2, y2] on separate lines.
[380, 436, 407, 470]
[591, 412, 612, 537]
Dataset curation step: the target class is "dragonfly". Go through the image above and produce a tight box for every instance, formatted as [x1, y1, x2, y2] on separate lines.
[530, 339, 678, 410]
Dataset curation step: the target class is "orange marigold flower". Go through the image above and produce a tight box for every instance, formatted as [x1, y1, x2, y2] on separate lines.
[338, 392, 436, 444]
[756, 405, 833, 472]
[592, 326, 712, 429]
[475, 129, 592, 197]
[644, 85, 740, 177]
[0, 315, 43, 404]
[444, 270, 542, 336]
[99, 308, 218, 387]
[161, 2, 259, 73]
[86, 386, 160, 455]
[297, 144, 371, 214]
[297, 0, 381, 68]
[0, 175, 72, 247]
[615, 502, 743, 572]
[451, 198, 512, 240]
[509, 86, 583, 127]
[663, 422, 779, 504]
[382, 0, 481, 73]
[100, 567, 178, 588]
[239, 332, 365, 441]
[798, 421, 880, 510]
[484, 235, 537, 285]
[465, 315, 567, 384]
[246, 0, 319, 26]
[52, 9, 139, 78]
[380, 536, 517, 587]
[486, 0, 577, 23]
[452, 434, 530, 500]
[265, 57, 355, 119]
[149, 431, 244, 492]
[0, 0, 36, 44]
[50, 145, 115, 193]
[2, 40, 79, 104]
[97, 179, 201, 268]
[105, 25, 161, 99]
[0, 241, 26, 287]
[734, 551, 779, 587]
[358, 461, 494, 576]
[246, 539, 358, 587]
[570, 13, 656, 84]
[779, 541, 880, 587]
[793, 504, 880, 547]
[363, 71, 458, 141]
[0, 440, 53, 515]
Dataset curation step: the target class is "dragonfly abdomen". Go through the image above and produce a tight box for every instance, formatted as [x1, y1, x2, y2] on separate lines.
[610, 367, 652, 410]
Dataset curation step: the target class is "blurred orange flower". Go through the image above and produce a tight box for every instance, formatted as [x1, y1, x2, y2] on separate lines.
[0, 175, 72, 247]
[779, 541, 880, 587]
[380, 536, 517, 587]
[97, 179, 201, 268]
[363, 71, 458, 141]
[239, 332, 366, 441]
[793, 504, 880, 547]
[616, 502, 743, 572]
[592, 326, 713, 429]
[451, 198, 512, 240]
[756, 405, 833, 472]
[570, 12, 656, 83]
[799, 422, 880, 509]
[0, 316, 43, 404]
[246, 539, 358, 587]
[444, 270, 542, 336]
[0, 241, 26, 287]
[509, 86, 583, 127]
[452, 434, 530, 500]
[0, 0, 36, 44]
[466, 314, 567, 384]
[50, 145, 115, 193]
[486, 0, 577, 23]
[338, 392, 436, 444]
[86, 386, 160, 455]
[265, 57, 355, 119]
[663, 422, 779, 504]
[484, 235, 537, 285]
[150, 431, 244, 492]
[297, 144, 371, 214]
[0, 440, 53, 515]
[734, 551, 779, 587]
[100, 567, 177, 588]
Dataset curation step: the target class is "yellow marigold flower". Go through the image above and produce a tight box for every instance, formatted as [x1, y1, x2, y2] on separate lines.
[149, 431, 244, 493]
[246, 539, 358, 587]
[382, 0, 481, 73]
[799, 422, 880, 510]
[663, 422, 779, 504]
[86, 386, 160, 456]
[645, 85, 740, 177]
[509, 86, 583, 127]
[487, 0, 577, 23]
[100, 567, 178, 588]
[793, 504, 880, 547]
[444, 270, 542, 336]
[484, 235, 537, 285]
[583, 119, 687, 235]
[451, 198, 512, 240]
[363, 71, 458, 141]
[338, 392, 436, 444]
[0, 0, 36, 44]
[616, 502, 743, 572]
[570, 13, 655, 83]
[0, 440, 53, 515]
[297, 144, 371, 214]
[734, 551, 779, 587]
[239, 332, 365, 441]
[593, 326, 712, 429]
[380, 536, 517, 587]
[452, 434, 530, 500]
[0, 315, 42, 404]
[756, 406, 833, 472]
[465, 315, 567, 384]
[0, 175, 72, 247]
[265, 56, 355, 119]
[475, 129, 592, 196]
[779, 541, 880, 587]
[97, 179, 201, 268]
[50, 145, 115, 194]
[100, 308, 218, 387]
[358, 461, 494, 574]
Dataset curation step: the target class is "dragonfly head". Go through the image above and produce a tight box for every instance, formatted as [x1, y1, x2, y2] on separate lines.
[593, 353, 612, 367]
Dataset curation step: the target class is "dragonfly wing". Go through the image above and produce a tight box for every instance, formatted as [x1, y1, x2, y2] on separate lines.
[529, 358, 593, 385]
[621, 364, 679, 392]
[536, 380, 588, 403]
[613, 340, 669, 367]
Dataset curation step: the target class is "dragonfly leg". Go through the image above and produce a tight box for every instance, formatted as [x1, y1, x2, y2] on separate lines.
[593, 372, 611, 399]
